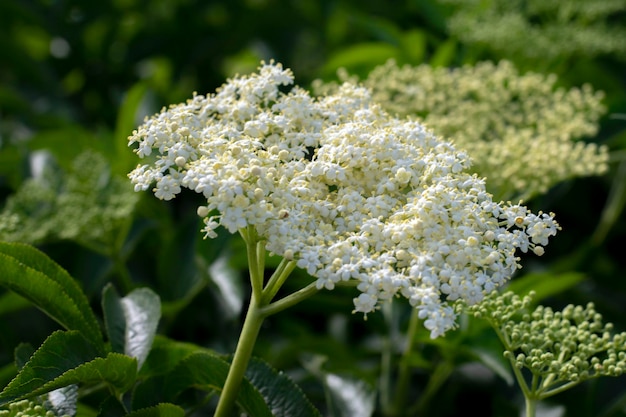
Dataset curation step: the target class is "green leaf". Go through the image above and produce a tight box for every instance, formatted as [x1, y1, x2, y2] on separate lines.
[506, 271, 586, 303]
[0, 330, 136, 405]
[0, 242, 103, 349]
[428, 39, 457, 68]
[321, 43, 400, 78]
[138, 337, 320, 417]
[400, 29, 427, 64]
[0, 291, 30, 316]
[102, 284, 161, 369]
[246, 358, 322, 417]
[166, 352, 321, 417]
[138, 336, 211, 379]
[14, 343, 35, 370]
[133, 337, 213, 409]
[166, 352, 272, 417]
[97, 395, 128, 417]
[126, 403, 186, 417]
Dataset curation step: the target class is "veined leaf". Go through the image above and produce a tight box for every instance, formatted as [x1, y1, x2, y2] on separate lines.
[133, 336, 216, 409]
[0, 242, 103, 349]
[166, 352, 321, 417]
[102, 284, 161, 369]
[0, 330, 136, 405]
[166, 352, 271, 417]
[246, 358, 322, 417]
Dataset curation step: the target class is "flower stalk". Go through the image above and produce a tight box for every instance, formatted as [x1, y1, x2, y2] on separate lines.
[214, 227, 319, 416]
[214, 294, 265, 417]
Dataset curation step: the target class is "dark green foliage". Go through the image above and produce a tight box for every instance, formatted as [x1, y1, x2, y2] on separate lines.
[1, 1, 625, 416]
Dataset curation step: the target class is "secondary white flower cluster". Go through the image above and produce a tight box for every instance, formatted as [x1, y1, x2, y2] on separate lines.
[313, 60, 608, 202]
[128, 61, 560, 338]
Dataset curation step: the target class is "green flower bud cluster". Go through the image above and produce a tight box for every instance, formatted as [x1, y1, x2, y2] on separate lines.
[0, 151, 138, 253]
[313, 60, 608, 202]
[467, 290, 626, 399]
[0, 398, 62, 417]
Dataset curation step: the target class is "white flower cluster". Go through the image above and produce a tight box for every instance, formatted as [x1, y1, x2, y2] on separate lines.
[128, 61, 560, 338]
[313, 60, 608, 202]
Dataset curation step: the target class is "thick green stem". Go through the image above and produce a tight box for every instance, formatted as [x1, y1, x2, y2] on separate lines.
[213, 227, 305, 416]
[214, 297, 265, 417]
[525, 396, 536, 417]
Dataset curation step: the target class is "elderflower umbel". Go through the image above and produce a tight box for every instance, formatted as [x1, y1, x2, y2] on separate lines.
[128, 61, 560, 338]
[313, 60, 608, 202]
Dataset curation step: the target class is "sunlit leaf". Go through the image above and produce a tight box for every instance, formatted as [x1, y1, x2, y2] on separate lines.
[102, 284, 161, 369]
[208, 251, 244, 319]
[506, 271, 586, 303]
[322, 373, 375, 417]
[321, 43, 400, 78]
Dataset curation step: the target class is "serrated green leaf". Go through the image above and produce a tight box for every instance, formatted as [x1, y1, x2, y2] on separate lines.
[0, 331, 136, 405]
[133, 337, 213, 409]
[0, 242, 103, 349]
[139, 336, 205, 378]
[126, 403, 185, 417]
[13, 343, 35, 370]
[102, 284, 127, 357]
[166, 352, 272, 417]
[246, 358, 322, 417]
[97, 395, 128, 417]
[102, 284, 161, 369]
[0, 331, 99, 404]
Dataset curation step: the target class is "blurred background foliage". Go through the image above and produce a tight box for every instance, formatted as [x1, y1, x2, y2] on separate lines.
[1, 0, 625, 416]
